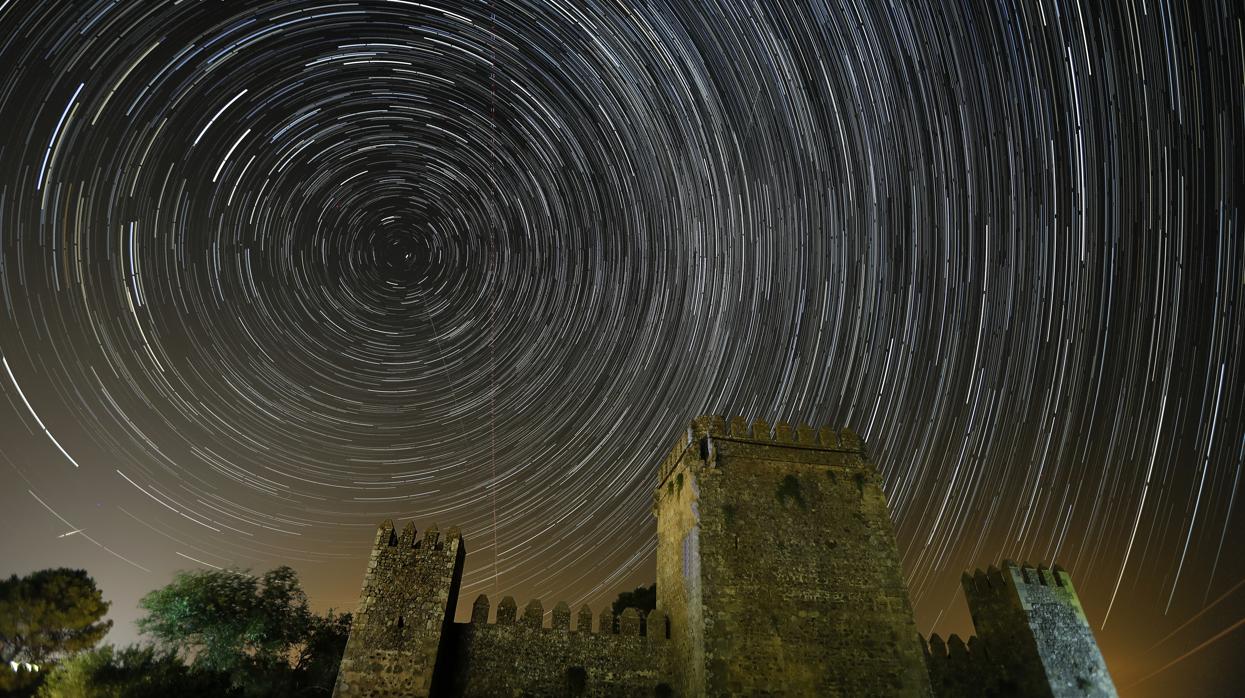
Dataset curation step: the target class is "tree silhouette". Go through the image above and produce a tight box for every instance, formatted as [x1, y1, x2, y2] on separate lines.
[0, 568, 111, 666]
[610, 583, 656, 633]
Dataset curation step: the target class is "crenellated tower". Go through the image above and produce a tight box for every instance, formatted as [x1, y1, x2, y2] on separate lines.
[652, 415, 932, 697]
[958, 561, 1117, 698]
[332, 521, 465, 698]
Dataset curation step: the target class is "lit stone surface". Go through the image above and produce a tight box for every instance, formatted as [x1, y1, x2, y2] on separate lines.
[924, 562, 1118, 698]
[654, 415, 932, 696]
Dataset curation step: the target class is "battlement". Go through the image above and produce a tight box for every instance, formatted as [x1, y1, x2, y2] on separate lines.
[961, 560, 1072, 592]
[923, 632, 979, 661]
[922, 633, 1003, 697]
[448, 600, 664, 695]
[464, 594, 667, 640]
[658, 414, 866, 484]
[962, 560, 1085, 626]
[372, 520, 462, 556]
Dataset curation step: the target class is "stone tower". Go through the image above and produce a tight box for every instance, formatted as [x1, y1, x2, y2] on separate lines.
[960, 561, 1117, 697]
[332, 521, 465, 698]
[652, 415, 932, 696]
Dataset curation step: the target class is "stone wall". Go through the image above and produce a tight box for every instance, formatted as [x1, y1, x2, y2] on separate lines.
[332, 522, 465, 698]
[654, 415, 932, 697]
[440, 595, 668, 697]
[962, 562, 1117, 698]
[653, 432, 703, 697]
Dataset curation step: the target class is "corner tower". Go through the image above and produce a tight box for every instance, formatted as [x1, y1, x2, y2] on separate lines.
[961, 561, 1117, 697]
[652, 415, 932, 697]
[332, 521, 465, 698]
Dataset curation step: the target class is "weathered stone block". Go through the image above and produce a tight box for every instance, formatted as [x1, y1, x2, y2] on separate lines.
[552, 601, 571, 630]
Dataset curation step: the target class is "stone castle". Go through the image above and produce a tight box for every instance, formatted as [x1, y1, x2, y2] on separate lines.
[332, 415, 1117, 697]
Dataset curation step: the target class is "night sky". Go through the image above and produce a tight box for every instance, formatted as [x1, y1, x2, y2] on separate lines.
[1, 1, 1242, 695]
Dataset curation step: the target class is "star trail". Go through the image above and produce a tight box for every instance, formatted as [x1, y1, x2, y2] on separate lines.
[0, 1, 1242, 694]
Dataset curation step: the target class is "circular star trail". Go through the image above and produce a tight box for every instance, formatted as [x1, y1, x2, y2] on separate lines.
[0, 1, 1242, 692]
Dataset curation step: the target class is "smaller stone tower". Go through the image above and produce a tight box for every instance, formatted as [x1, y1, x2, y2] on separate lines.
[332, 521, 465, 698]
[961, 561, 1116, 698]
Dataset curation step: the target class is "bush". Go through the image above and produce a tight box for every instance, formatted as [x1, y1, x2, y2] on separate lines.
[36, 645, 237, 698]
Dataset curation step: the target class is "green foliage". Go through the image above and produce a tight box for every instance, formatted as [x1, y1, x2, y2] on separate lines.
[138, 566, 306, 673]
[610, 583, 657, 618]
[776, 474, 807, 510]
[32, 647, 103, 698]
[610, 583, 656, 632]
[0, 569, 112, 667]
[36, 645, 237, 698]
[137, 566, 350, 696]
[293, 610, 352, 694]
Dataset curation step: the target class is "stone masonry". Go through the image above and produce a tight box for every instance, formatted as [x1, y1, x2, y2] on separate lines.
[924, 562, 1118, 698]
[653, 415, 932, 696]
[332, 522, 465, 697]
[332, 415, 1118, 697]
[439, 598, 664, 696]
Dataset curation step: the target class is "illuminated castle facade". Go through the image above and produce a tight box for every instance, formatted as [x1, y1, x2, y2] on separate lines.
[332, 415, 1117, 697]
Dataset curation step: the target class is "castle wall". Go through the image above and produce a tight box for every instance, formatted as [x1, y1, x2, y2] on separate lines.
[333, 522, 465, 698]
[655, 415, 932, 697]
[441, 596, 666, 697]
[330, 417, 1117, 698]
